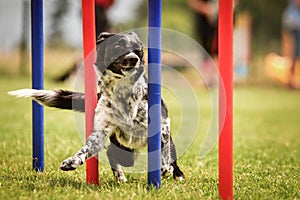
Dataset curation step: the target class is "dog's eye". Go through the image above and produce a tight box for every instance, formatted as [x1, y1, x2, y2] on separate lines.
[114, 44, 121, 49]
[134, 50, 143, 58]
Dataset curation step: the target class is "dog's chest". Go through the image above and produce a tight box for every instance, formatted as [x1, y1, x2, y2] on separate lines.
[96, 75, 148, 149]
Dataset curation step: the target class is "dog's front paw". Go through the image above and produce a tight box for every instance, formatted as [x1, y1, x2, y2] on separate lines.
[60, 156, 83, 171]
[113, 169, 128, 183]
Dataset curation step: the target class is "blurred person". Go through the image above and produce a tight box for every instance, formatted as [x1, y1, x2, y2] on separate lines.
[188, 0, 218, 86]
[188, 0, 218, 57]
[95, 0, 114, 37]
[282, 0, 300, 89]
[56, 0, 114, 82]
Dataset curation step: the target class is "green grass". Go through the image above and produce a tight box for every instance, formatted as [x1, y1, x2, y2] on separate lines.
[0, 74, 299, 199]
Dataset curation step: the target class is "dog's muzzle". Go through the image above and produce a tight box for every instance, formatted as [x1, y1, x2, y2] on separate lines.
[121, 52, 140, 70]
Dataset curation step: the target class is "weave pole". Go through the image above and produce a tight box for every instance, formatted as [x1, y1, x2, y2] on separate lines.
[218, 0, 234, 199]
[81, 0, 98, 185]
[31, 0, 44, 172]
[148, 0, 162, 188]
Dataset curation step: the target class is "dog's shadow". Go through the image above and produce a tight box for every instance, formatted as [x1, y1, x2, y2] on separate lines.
[47, 173, 144, 191]
[48, 176, 112, 190]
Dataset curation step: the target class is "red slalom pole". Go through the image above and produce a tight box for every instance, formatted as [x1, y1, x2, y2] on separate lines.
[82, 0, 98, 185]
[218, 0, 234, 199]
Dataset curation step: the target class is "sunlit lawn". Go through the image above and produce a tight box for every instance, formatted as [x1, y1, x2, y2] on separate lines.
[0, 74, 299, 199]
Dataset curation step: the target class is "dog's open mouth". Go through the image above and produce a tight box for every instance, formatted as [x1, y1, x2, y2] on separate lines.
[107, 61, 138, 75]
[121, 67, 134, 73]
[109, 52, 140, 75]
[120, 65, 138, 75]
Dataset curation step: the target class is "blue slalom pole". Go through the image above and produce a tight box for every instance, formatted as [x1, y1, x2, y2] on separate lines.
[31, 0, 44, 172]
[148, 0, 162, 188]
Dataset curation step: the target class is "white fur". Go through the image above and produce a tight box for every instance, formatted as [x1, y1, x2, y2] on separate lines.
[8, 89, 56, 98]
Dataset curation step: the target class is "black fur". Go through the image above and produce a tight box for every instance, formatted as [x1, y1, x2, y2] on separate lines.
[9, 32, 184, 182]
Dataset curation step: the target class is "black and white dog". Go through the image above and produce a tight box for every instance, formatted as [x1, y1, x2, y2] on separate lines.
[9, 32, 184, 182]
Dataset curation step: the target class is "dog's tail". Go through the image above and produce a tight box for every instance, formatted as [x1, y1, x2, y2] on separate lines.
[8, 89, 86, 112]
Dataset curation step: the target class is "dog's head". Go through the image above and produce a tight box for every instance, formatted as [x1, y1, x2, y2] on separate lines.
[95, 32, 144, 76]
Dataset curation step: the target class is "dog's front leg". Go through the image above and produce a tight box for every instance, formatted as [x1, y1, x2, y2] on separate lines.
[60, 99, 112, 171]
[60, 130, 108, 171]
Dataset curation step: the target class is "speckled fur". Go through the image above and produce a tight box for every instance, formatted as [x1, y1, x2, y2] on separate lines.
[10, 32, 184, 182]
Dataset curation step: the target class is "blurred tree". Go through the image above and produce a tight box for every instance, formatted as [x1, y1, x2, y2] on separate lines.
[118, 0, 287, 54]
[48, 0, 70, 48]
[19, 0, 30, 74]
[129, 0, 194, 37]
[237, 0, 288, 52]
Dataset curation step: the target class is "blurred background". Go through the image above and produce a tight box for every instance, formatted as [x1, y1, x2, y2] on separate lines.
[0, 0, 297, 87]
[1, 2, 299, 198]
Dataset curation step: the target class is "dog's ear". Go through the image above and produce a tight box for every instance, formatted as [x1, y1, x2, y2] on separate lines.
[96, 32, 115, 45]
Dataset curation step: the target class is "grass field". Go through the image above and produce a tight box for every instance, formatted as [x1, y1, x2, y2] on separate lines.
[0, 74, 299, 200]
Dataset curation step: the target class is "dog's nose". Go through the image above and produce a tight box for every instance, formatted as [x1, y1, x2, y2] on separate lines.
[125, 53, 139, 67]
[128, 57, 138, 66]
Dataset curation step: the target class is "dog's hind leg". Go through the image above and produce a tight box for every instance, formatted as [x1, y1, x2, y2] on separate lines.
[170, 137, 185, 181]
[160, 117, 185, 180]
[160, 117, 174, 178]
[60, 130, 108, 171]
